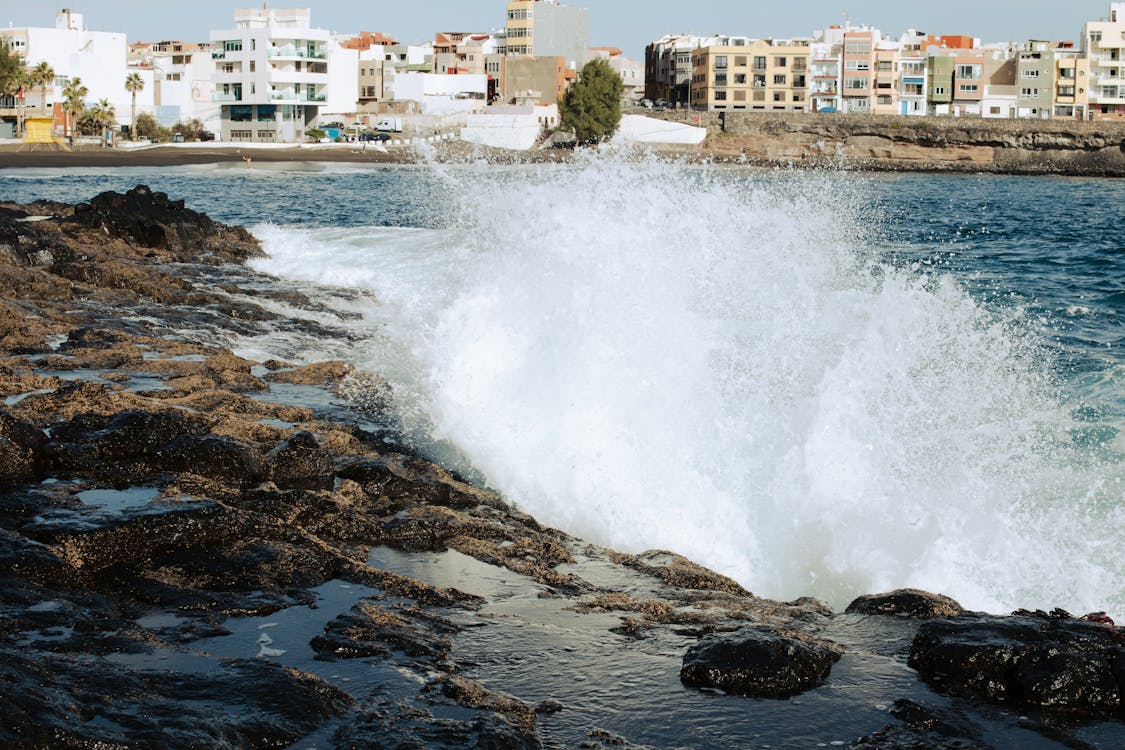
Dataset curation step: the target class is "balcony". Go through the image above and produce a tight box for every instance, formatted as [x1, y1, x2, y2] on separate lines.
[212, 51, 225, 60]
[268, 47, 327, 60]
[269, 89, 326, 102]
[212, 92, 240, 102]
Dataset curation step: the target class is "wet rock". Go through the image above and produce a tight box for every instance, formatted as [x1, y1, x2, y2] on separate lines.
[680, 625, 841, 697]
[168, 434, 265, 487]
[0, 409, 46, 484]
[0, 651, 351, 748]
[612, 549, 752, 597]
[311, 598, 456, 663]
[69, 185, 260, 262]
[432, 675, 539, 748]
[908, 612, 1125, 719]
[265, 359, 353, 385]
[850, 699, 990, 749]
[267, 430, 335, 490]
[845, 589, 964, 619]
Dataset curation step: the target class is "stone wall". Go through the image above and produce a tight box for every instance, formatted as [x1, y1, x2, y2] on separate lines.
[639, 110, 1125, 176]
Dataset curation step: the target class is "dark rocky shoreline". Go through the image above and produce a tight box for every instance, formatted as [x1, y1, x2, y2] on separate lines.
[0, 187, 1122, 748]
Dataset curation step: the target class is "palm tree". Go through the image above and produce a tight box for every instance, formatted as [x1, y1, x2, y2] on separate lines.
[92, 98, 116, 130]
[124, 72, 143, 140]
[30, 61, 54, 115]
[61, 77, 87, 146]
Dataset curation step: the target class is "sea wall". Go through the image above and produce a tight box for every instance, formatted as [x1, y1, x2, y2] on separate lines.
[651, 110, 1125, 176]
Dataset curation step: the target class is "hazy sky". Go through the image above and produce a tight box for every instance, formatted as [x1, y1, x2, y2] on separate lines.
[0, 1, 1112, 58]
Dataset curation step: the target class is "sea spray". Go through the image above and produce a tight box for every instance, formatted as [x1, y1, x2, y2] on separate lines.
[250, 155, 1123, 616]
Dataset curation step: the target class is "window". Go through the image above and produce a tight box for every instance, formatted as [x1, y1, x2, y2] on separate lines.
[224, 40, 242, 52]
[250, 61, 255, 73]
[773, 74, 786, 85]
[1021, 68, 1040, 78]
[734, 73, 746, 84]
[955, 64, 981, 79]
[230, 129, 252, 140]
[776, 57, 787, 68]
[1059, 67, 1075, 79]
[257, 105, 276, 122]
[715, 56, 728, 69]
[714, 73, 727, 87]
[229, 104, 252, 121]
[1058, 85, 1075, 96]
[773, 91, 783, 101]
[877, 61, 893, 72]
[844, 76, 866, 90]
[1020, 87, 1040, 97]
[715, 91, 727, 101]
[752, 56, 766, 70]
[221, 63, 234, 73]
[989, 106, 1001, 115]
[734, 90, 746, 101]
[753, 74, 766, 88]
[958, 84, 978, 93]
[934, 86, 946, 95]
[1090, 31, 1102, 43]
[845, 60, 870, 71]
[878, 95, 892, 104]
[844, 41, 870, 54]
[734, 56, 747, 67]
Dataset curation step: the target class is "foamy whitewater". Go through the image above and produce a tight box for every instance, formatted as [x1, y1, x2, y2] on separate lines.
[247, 156, 1124, 616]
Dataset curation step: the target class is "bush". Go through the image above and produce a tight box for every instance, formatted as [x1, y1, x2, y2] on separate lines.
[133, 112, 171, 141]
[561, 58, 624, 145]
[304, 127, 325, 142]
[172, 118, 206, 141]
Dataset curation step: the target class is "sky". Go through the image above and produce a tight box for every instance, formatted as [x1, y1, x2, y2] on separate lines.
[0, 1, 1114, 59]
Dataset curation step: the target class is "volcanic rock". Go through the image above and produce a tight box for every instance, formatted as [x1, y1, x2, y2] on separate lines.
[311, 598, 456, 663]
[845, 589, 964, 619]
[267, 430, 335, 490]
[0, 409, 46, 484]
[680, 625, 842, 697]
[908, 612, 1125, 719]
[850, 699, 990, 750]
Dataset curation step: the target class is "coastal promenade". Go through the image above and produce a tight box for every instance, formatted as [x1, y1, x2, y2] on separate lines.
[2, 113, 1123, 175]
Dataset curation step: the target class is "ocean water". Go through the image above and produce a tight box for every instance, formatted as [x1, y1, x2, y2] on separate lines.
[3, 158, 1123, 617]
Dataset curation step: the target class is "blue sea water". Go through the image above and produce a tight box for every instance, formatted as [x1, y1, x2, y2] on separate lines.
[2, 160, 1122, 617]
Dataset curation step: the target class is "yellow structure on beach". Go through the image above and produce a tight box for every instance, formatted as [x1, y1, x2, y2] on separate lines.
[21, 117, 70, 151]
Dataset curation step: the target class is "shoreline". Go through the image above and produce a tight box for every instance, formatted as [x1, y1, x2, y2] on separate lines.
[1, 188, 1123, 747]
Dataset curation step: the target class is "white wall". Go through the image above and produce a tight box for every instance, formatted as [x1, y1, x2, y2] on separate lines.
[325, 40, 359, 115]
[25, 26, 130, 117]
[394, 72, 487, 115]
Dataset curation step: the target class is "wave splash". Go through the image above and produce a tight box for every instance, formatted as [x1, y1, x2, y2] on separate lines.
[252, 156, 1123, 615]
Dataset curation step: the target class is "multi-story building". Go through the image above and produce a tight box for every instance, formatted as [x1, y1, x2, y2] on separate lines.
[872, 46, 901, 115]
[1083, 2, 1125, 120]
[504, 0, 588, 68]
[1017, 41, 1058, 118]
[1053, 49, 1089, 119]
[129, 41, 217, 128]
[433, 32, 499, 76]
[645, 34, 711, 106]
[951, 52, 985, 115]
[209, 7, 329, 142]
[897, 31, 937, 115]
[690, 37, 810, 112]
[589, 47, 644, 104]
[0, 10, 132, 136]
[841, 28, 877, 113]
[981, 50, 1018, 118]
[504, 55, 572, 104]
[810, 26, 844, 112]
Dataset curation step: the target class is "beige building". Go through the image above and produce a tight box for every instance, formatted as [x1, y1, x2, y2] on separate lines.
[872, 47, 901, 115]
[1083, 2, 1125, 120]
[690, 38, 810, 111]
[1053, 52, 1089, 119]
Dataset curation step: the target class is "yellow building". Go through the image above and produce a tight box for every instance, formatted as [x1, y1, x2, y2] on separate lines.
[872, 48, 901, 115]
[690, 39, 810, 111]
[1053, 52, 1089, 119]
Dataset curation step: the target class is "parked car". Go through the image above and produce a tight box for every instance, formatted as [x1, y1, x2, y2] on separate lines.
[818, 107, 838, 114]
[359, 133, 391, 142]
[654, 98, 669, 111]
[375, 117, 403, 132]
[639, 98, 653, 108]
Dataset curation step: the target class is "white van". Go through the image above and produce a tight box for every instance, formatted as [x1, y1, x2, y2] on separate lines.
[374, 117, 403, 133]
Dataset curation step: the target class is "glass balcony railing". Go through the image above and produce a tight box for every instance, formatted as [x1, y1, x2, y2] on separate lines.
[212, 92, 239, 102]
[268, 47, 327, 59]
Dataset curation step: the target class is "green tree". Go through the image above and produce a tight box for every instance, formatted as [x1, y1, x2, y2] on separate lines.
[30, 61, 54, 114]
[61, 77, 87, 145]
[172, 118, 205, 140]
[560, 58, 624, 145]
[133, 112, 170, 141]
[124, 72, 144, 140]
[0, 44, 29, 137]
[92, 98, 116, 130]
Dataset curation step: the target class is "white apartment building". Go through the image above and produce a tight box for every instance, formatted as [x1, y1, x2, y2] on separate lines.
[810, 26, 844, 112]
[897, 31, 929, 116]
[0, 10, 132, 133]
[1083, 2, 1125, 119]
[209, 7, 329, 142]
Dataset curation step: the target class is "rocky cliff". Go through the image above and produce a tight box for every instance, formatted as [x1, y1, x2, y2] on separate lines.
[654, 111, 1125, 176]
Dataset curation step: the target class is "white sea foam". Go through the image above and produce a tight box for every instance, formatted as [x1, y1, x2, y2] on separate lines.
[250, 156, 1124, 615]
